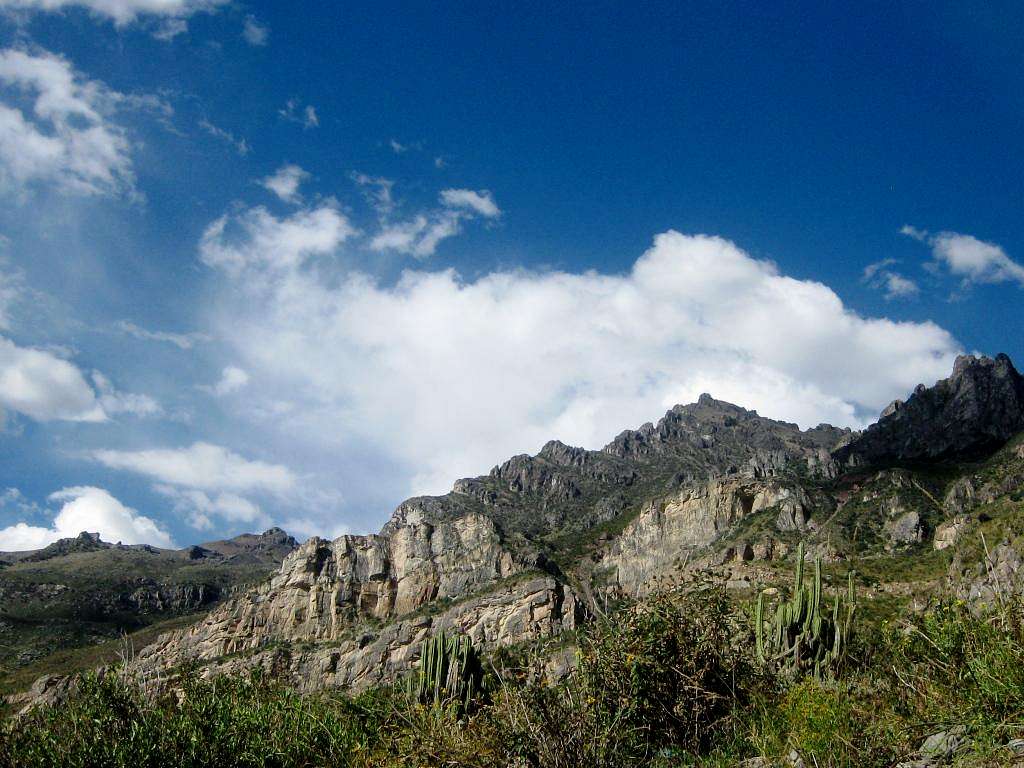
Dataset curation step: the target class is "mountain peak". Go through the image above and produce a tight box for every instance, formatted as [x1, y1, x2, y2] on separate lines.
[838, 353, 1024, 466]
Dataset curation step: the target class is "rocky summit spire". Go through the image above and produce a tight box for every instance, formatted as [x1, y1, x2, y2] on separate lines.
[835, 353, 1024, 467]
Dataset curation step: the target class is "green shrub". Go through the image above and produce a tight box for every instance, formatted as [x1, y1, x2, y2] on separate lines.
[493, 583, 758, 766]
[0, 670, 369, 768]
[885, 598, 1024, 733]
[747, 676, 904, 768]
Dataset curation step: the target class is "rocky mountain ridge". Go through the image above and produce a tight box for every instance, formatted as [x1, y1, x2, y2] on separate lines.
[118, 354, 1024, 698]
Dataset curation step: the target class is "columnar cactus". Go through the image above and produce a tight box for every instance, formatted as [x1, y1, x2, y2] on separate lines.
[406, 629, 485, 713]
[755, 541, 856, 679]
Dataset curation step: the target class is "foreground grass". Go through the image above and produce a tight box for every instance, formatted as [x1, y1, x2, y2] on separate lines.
[3, 587, 1024, 767]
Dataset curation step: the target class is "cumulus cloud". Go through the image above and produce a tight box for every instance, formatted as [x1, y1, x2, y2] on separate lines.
[92, 371, 162, 417]
[370, 188, 501, 258]
[862, 258, 919, 300]
[259, 164, 308, 204]
[0, 335, 105, 422]
[89, 441, 296, 494]
[278, 98, 318, 129]
[902, 226, 1024, 288]
[114, 319, 210, 350]
[0, 486, 174, 551]
[154, 484, 266, 531]
[242, 14, 268, 46]
[204, 224, 962, 501]
[439, 188, 500, 218]
[199, 202, 355, 276]
[0, 0, 225, 25]
[201, 365, 248, 396]
[0, 47, 143, 197]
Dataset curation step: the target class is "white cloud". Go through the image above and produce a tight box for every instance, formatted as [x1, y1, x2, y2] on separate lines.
[0, 486, 174, 551]
[205, 226, 962, 501]
[152, 17, 187, 40]
[0, 0, 225, 25]
[880, 272, 919, 299]
[370, 214, 455, 258]
[0, 335, 105, 422]
[259, 163, 308, 204]
[440, 188, 500, 218]
[154, 484, 266, 530]
[199, 202, 355, 276]
[931, 233, 1024, 286]
[0, 47, 139, 197]
[199, 118, 249, 156]
[202, 365, 248, 396]
[369, 188, 501, 258]
[278, 98, 318, 129]
[278, 515, 347, 541]
[89, 441, 296, 494]
[114, 319, 210, 349]
[862, 258, 919, 300]
[92, 370, 162, 417]
[902, 226, 1024, 288]
[242, 14, 268, 46]
[389, 138, 407, 153]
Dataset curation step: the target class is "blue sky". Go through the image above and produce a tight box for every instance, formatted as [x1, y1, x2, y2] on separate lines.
[0, 1, 1021, 550]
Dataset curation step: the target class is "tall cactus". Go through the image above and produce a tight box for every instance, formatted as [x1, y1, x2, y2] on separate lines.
[755, 541, 856, 679]
[405, 628, 485, 714]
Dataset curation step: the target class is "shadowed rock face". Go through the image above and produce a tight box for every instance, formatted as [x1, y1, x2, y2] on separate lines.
[836, 354, 1024, 467]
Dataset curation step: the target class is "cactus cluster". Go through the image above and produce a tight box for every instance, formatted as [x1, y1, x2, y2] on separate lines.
[406, 629, 485, 713]
[755, 541, 856, 679]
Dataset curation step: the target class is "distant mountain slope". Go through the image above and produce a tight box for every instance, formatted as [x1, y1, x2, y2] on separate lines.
[0, 529, 296, 677]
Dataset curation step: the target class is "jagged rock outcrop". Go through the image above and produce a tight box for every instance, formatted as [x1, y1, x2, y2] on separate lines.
[885, 509, 924, 547]
[600, 479, 812, 595]
[167, 508, 520, 651]
[934, 516, 969, 551]
[952, 540, 1024, 607]
[134, 573, 580, 692]
[603, 394, 847, 480]
[128, 506, 532, 684]
[836, 354, 1024, 468]
[21, 532, 110, 563]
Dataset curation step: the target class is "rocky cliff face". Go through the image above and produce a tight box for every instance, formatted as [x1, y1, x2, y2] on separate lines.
[135, 574, 580, 692]
[602, 478, 815, 595]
